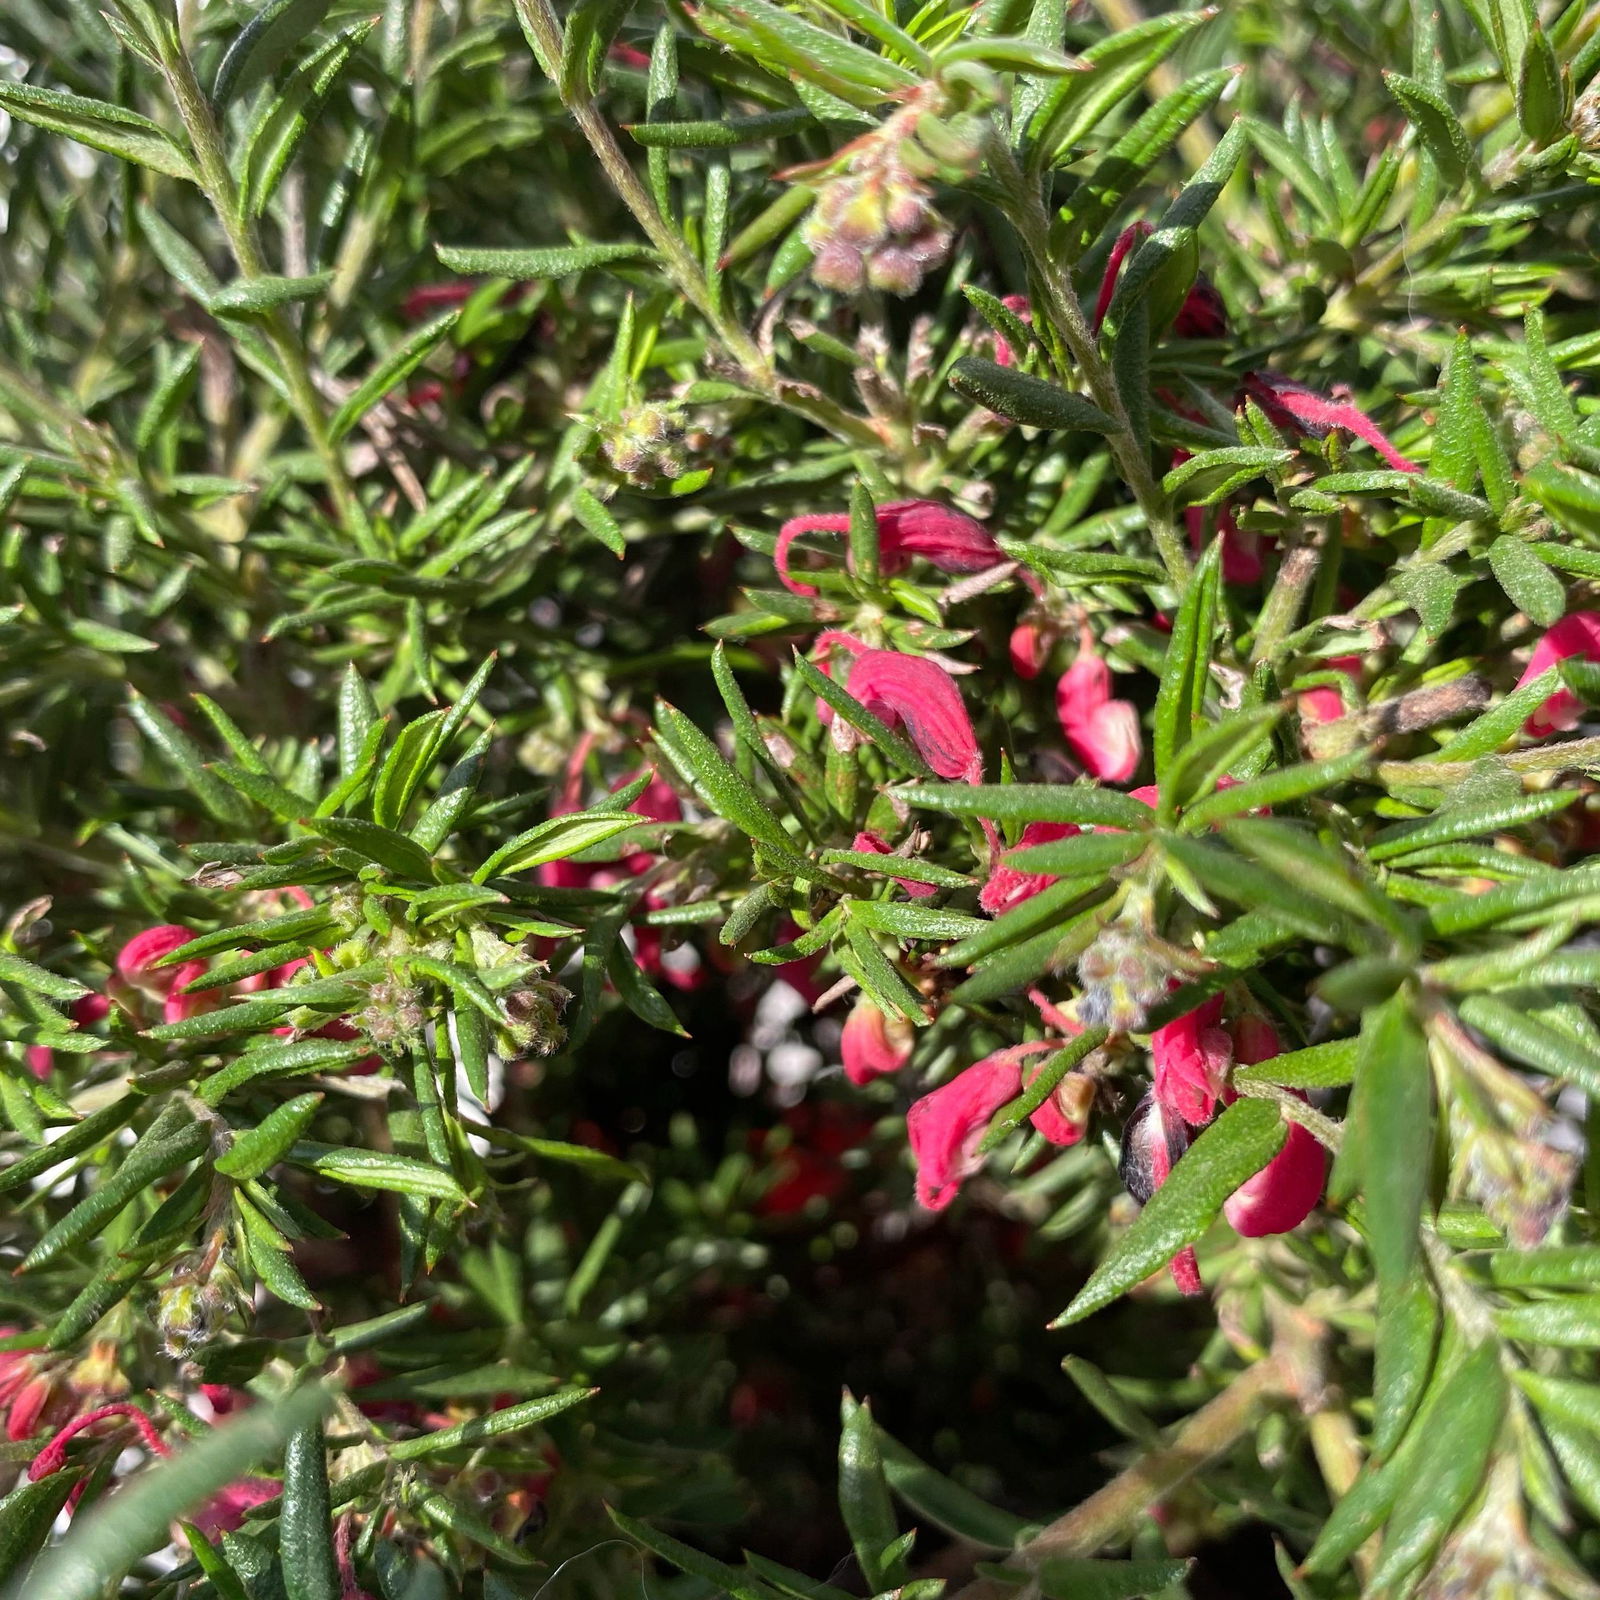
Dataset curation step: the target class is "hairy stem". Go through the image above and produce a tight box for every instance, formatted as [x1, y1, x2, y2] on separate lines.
[510, 0, 883, 453]
[157, 34, 375, 552]
[951, 1357, 1291, 1600]
[983, 126, 1191, 591]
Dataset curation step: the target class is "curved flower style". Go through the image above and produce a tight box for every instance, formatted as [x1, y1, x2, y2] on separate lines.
[840, 998, 914, 1086]
[1516, 611, 1600, 737]
[776, 499, 1013, 598]
[979, 821, 1079, 917]
[842, 649, 984, 783]
[1055, 628, 1141, 782]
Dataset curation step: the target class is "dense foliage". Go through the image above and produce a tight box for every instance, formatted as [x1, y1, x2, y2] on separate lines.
[4, 0, 1600, 1596]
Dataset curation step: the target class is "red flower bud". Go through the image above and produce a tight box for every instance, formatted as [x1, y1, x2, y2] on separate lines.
[1055, 629, 1141, 782]
[116, 926, 194, 993]
[840, 997, 914, 1086]
[1224, 1113, 1327, 1237]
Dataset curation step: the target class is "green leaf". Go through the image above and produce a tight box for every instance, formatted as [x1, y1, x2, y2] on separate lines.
[1055, 1098, 1286, 1324]
[1516, 25, 1565, 145]
[1233, 1036, 1359, 1089]
[0, 82, 195, 182]
[1372, 1271, 1438, 1460]
[287, 1142, 467, 1202]
[384, 1385, 595, 1460]
[999, 830, 1148, 878]
[307, 817, 437, 880]
[840, 1395, 904, 1592]
[216, 1094, 325, 1181]
[25, 1386, 327, 1600]
[281, 1419, 339, 1600]
[1224, 817, 1412, 942]
[1457, 993, 1600, 1095]
[875, 1427, 1029, 1551]
[1033, 1557, 1195, 1600]
[213, 0, 335, 105]
[1105, 117, 1249, 330]
[1365, 1340, 1504, 1593]
[472, 812, 641, 883]
[0, 1468, 85, 1589]
[654, 700, 813, 873]
[210, 272, 334, 316]
[948, 358, 1119, 433]
[1487, 536, 1565, 626]
[897, 782, 1153, 830]
[978, 1026, 1108, 1153]
[696, 0, 920, 101]
[561, 0, 637, 98]
[610, 1507, 780, 1600]
[435, 242, 657, 278]
[627, 108, 815, 148]
[0, 951, 90, 1003]
[1383, 71, 1475, 187]
[330, 311, 460, 443]
[1348, 994, 1430, 1299]
[1179, 746, 1374, 831]
[1368, 788, 1577, 862]
[1153, 539, 1221, 777]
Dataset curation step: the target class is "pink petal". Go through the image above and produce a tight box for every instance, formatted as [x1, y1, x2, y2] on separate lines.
[1009, 620, 1048, 680]
[116, 926, 195, 989]
[850, 830, 937, 899]
[1027, 1064, 1092, 1147]
[1173, 276, 1228, 338]
[1151, 995, 1231, 1128]
[1245, 371, 1420, 473]
[908, 1052, 1027, 1210]
[1223, 1114, 1326, 1237]
[1517, 611, 1600, 737]
[843, 650, 984, 783]
[841, 998, 914, 1086]
[190, 1477, 281, 1540]
[1055, 634, 1142, 783]
[1093, 223, 1152, 333]
[980, 822, 1078, 917]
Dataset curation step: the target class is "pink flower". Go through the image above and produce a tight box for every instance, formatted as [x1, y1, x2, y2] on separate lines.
[850, 830, 937, 899]
[908, 1052, 1025, 1210]
[1515, 612, 1600, 737]
[116, 926, 195, 992]
[1224, 1105, 1326, 1238]
[842, 650, 984, 783]
[775, 500, 1013, 598]
[1244, 372, 1420, 474]
[907, 1043, 1063, 1208]
[1297, 654, 1363, 728]
[190, 1476, 281, 1540]
[980, 822, 1078, 917]
[26, 992, 109, 1081]
[1151, 995, 1231, 1128]
[1055, 629, 1141, 783]
[1009, 619, 1050, 680]
[1173, 276, 1227, 338]
[840, 998, 914, 1085]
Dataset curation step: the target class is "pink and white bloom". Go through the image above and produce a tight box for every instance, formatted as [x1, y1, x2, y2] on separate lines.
[840, 998, 914, 1086]
[776, 500, 1014, 598]
[1515, 611, 1600, 737]
[1055, 629, 1141, 783]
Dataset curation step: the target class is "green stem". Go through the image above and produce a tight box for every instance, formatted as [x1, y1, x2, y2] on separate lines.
[949, 1357, 1291, 1600]
[157, 34, 375, 552]
[983, 125, 1191, 592]
[510, 0, 883, 453]
[1249, 531, 1324, 664]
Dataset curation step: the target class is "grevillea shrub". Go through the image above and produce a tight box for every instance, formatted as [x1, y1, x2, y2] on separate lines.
[5, 1, 1600, 1597]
